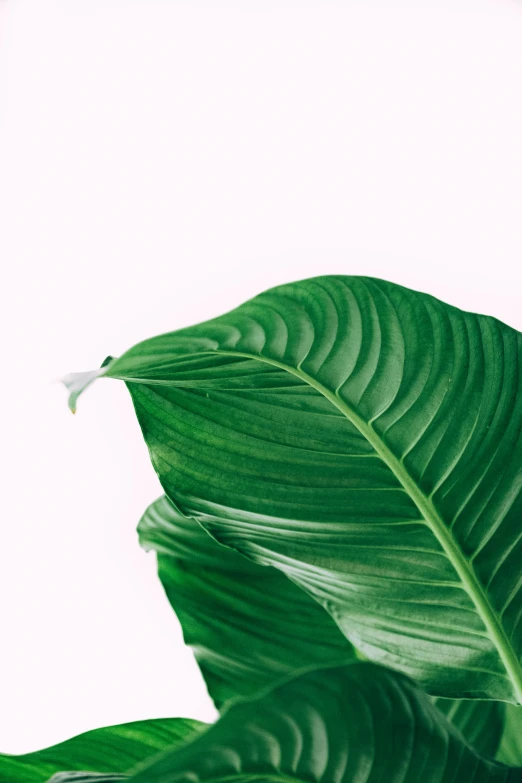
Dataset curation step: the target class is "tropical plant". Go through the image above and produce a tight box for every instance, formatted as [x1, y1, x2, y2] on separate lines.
[3, 276, 522, 781]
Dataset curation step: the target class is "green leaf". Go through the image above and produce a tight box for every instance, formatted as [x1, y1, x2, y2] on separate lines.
[18, 667, 522, 783]
[139, 495, 356, 709]
[140, 494, 508, 758]
[497, 704, 522, 765]
[434, 698, 505, 759]
[0, 718, 204, 782]
[125, 664, 522, 783]
[67, 275, 522, 702]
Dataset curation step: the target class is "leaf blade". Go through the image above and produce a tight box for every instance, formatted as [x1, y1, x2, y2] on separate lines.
[141, 494, 508, 759]
[126, 663, 520, 783]
[434, 698, 505, 759]
[0, 718, 204, 783]
[75, 275, 522, 701]
[139, 495, 356, 709]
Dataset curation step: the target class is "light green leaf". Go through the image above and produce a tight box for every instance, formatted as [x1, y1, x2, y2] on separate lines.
[139, 495, 356, 709]
[0, 718, 204, 783]
[497, 704, 522, 765]
[67, 276, 522, 702]
[125, 664, 521, 783]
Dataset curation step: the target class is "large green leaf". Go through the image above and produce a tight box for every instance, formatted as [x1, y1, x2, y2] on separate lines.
[24, 667, 522, 783]
[71, 664, 520, 783]
[139, 494, 355, 709]
[65, 276, 522, 702]
[0, 718, 204, 782]
[141, 494, 507, 757]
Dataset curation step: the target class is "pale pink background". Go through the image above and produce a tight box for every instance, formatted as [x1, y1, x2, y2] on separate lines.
[1, 0, 521, 755]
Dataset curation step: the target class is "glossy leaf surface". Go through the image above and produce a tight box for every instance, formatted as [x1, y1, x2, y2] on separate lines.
[139, 494, 355, 709]
[140, 494, 508, 757]
[125, 664, 521, 783]
[0, 718, 204, 783]
[67, 276, 522, 702]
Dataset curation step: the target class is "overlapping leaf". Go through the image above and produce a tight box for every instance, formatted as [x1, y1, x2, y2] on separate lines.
[140, 494, 508, 757]
[66, 276, 522, 702]
[0, 718, 204, 783]
[434, 697, 505, 759]
[55, 664, 522, 783]
[138, 494, 355, 708]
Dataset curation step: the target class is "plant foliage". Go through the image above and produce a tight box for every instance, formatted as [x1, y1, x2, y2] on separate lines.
[6, 276, 522, 781]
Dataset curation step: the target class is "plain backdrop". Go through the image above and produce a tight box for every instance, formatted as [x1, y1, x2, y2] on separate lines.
[1, 0, 522, 755]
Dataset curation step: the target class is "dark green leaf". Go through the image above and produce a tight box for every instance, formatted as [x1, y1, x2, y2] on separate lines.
[66, 276, 522, 702]
[0, 718, 204, 783]
[141, 494, 508, 758]
[123, 663, 521, 782]
[434, 697, 505, 758]
[139, 495, 356, 709]
[20, 668, 522, 783]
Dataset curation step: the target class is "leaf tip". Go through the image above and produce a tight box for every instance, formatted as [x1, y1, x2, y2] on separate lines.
[61, 357, 115, 414]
